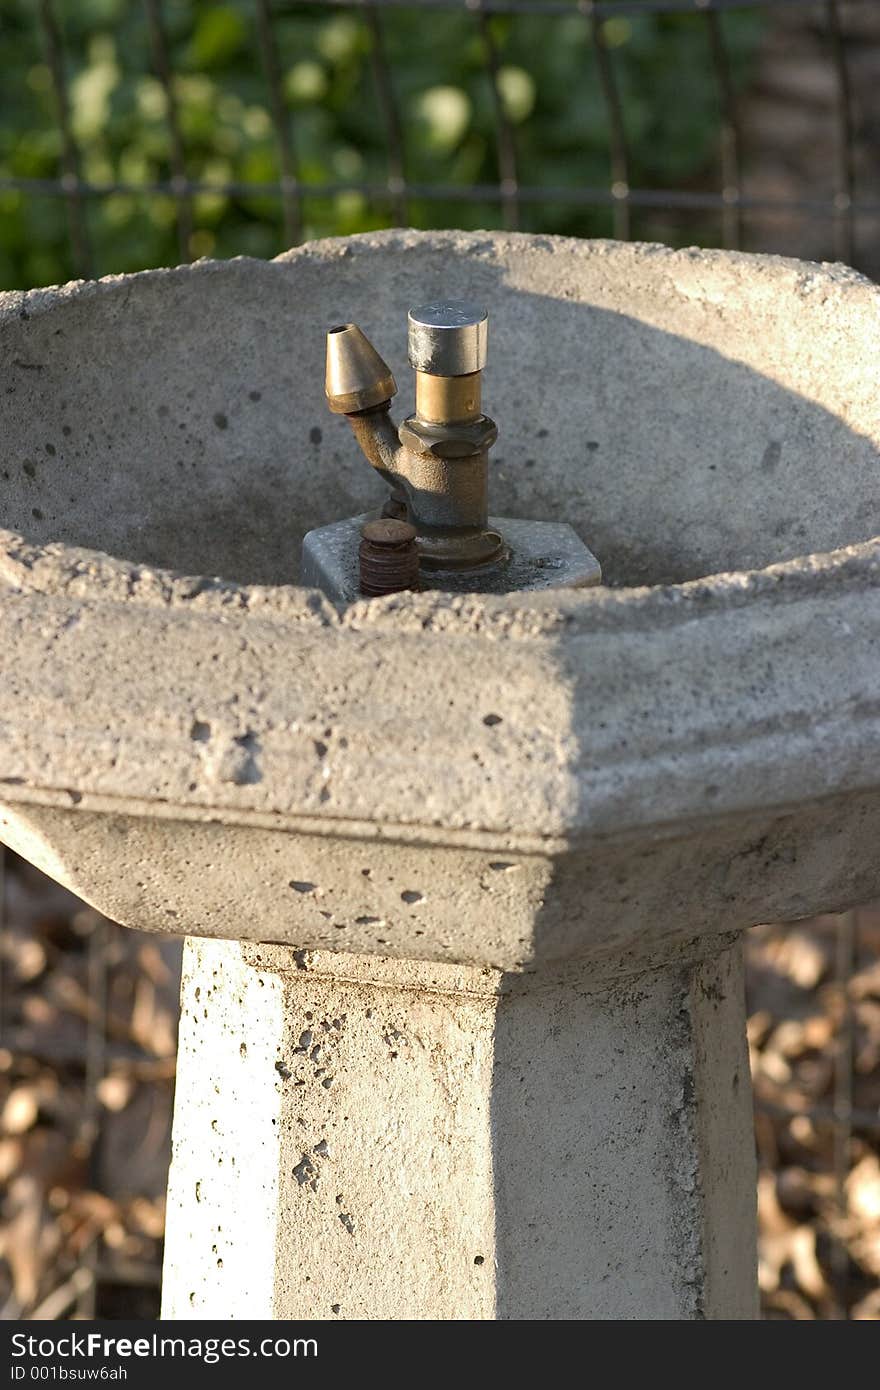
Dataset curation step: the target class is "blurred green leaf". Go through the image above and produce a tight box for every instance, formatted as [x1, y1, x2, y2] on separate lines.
[190, 5, 247, 71]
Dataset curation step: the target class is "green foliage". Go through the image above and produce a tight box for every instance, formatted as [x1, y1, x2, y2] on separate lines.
[0, 0, 764, 289]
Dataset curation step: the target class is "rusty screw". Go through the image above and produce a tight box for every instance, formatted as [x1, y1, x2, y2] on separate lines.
[358, 519, 420, 598]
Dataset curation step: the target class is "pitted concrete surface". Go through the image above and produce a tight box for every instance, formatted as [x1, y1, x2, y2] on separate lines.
[0, 232, 877, 962]
[1, 233, 878, 588]
[162, 935, 756, 1320]
[5, 231, 872, 1321]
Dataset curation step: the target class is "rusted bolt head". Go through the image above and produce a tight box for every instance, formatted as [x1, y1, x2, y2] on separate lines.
[360, 519, 417, 547]
[359, 520, 420, 598]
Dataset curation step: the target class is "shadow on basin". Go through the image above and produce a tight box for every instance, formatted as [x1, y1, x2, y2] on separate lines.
[1, 243, 877, 588]
[2, 240, 879, 1317]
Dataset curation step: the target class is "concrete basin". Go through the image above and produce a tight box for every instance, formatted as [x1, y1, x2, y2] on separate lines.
[1, 231, 878, 1318]
[1, 230, 877, 970]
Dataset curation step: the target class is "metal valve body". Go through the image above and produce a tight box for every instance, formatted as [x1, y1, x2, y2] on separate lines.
[302, 299, 602, 601]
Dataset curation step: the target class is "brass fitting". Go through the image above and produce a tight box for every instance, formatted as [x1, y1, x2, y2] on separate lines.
[324, 301, 504, 572]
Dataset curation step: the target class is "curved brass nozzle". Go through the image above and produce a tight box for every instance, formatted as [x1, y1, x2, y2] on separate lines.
[325, 323, 397, 414]
[324, 309, 504, 572]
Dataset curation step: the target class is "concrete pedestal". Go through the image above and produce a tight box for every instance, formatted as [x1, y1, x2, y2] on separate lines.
[162, 936, 756, 1320]
[3, 231, 879, 1323]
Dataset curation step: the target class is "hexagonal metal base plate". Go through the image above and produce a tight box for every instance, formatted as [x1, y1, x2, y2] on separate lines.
[301, 514, 601, 603]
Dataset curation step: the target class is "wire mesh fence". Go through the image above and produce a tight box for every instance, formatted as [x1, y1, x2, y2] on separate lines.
[1, 0, 876, 285]
[1, 0, 878, 1320]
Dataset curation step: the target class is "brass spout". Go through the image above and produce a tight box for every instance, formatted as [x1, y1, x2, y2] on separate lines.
[324, 302, 505, 572]
[324, 323, 408, 519]
[324, 323, 397, 414]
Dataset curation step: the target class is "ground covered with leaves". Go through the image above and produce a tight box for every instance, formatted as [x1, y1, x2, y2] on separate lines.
[0, 856, 176, 1320]
[749, 907, 880, 1319]
[1, 851, 878, 1319]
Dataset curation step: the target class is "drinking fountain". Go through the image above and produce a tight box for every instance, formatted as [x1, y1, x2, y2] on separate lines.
[303, 298, 601, 599]
[0, 230, 878, 1319]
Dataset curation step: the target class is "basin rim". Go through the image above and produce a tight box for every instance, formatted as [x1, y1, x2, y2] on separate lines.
[1, 232, 878, 850]
[1, 228, 878, 621]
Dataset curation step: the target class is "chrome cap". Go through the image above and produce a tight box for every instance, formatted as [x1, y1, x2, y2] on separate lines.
[407, 300, 488, 376]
